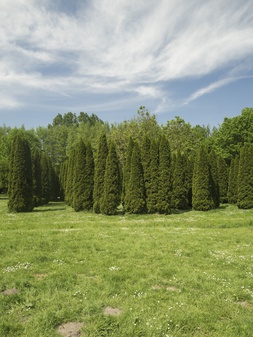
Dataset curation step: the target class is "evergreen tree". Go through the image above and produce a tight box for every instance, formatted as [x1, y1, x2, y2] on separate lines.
[208, 149, 220, 208]
[156, 135, 172, 214]
[122, 137, 134, 209]
[192, 145, 215, 211]
[83, 141, 94, 210]
[32, 149, 42, 206]
[237, 144, 253, 209]
[146, 139, 159, 213]
[227, 156, 239, 204]
[101, 142, 121, 215]
[40, 153, 51, 205]
[8, 135, 34, 212]
[65, 149, 77, 206]
[172, 151, 188, 209]
[93, 134, 108, 213]
[185, 155, 194, 208]
[73, 140, 87, 212]
[124, 142, 146, 213]
[217, 156, 228, 203]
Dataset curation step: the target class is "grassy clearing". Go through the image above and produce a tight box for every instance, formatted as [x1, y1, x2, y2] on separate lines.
[0, 198, 253, 336]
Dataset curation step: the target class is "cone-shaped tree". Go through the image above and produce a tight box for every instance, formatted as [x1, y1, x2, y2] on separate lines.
[73, 140, 87, 212]
[146, 139, 159, 213]
[93, 134, 108, 213]
[32, 149, 42, 206]
[208, 149, 220, 208]
[40, 153, 51, 205]
[101, 142, 121, 215]
[157, 135, 172, 214]
[217, 156, 228, 203]
[125, 142, 146, 213]
[192, 145, 215, 211]
[185, 155, 194, 208]
[8, 135, 34, 212]
[227, 156, 239, 204]
[122, 137, 134, 209]
[83, 141, 94, 210]
[65, 149, 77, 206]
[237, 144, 253, 209]
[172, 151, 188, 209]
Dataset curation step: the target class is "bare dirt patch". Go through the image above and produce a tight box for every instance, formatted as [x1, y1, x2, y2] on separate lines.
[237, 301, 252, 308]
[57, 322, 84, 337]
[2, 288, 19, 295]
[34, 273, 47, 281]
[152, 285, 179, 291]
[103, 306, 122, 316]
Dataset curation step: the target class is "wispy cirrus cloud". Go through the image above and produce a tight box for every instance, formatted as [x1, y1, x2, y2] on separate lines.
[0, 0, 253, 122]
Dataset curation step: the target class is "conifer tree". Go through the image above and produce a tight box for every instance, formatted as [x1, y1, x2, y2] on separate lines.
[83, 141, 94, 210]
[124, 142, 146, 213]
[237, 144, 253, 209]
[32, 149, 42, 206]
[73, 140, 87, 212]
[40, 153, 51, 205]
[122, 137, 134, 209]
[208, 149, 220, 208]
[101, 142, 121, 215]
[227, 156, 239, 204]
[8, 135, 34, 212]
[65, 149, 77, 206]
[185, 155, 194, 208]
[157, 135, 172, 214]
[172, 151, 188, 209]
[146, 139, 159, 213]
[217, 156, 228, 203]
[93, 133, 108, 213]
[192, 145, 215, 211]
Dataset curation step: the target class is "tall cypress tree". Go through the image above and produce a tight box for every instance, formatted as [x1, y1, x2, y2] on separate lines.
[124, 142, 146, 214]
[208, 149, 220, 208]
[65, 149, 77, 206]
[93, 134, 108, 213]
[217, 156, 228, 203]
[146, 139, 159, 213]
[83, 141, 94, 210]
[101, 142, 121, 215]
[157, 135, 172, 214]
[192, 145, 215, 211]
[122, 137, 134, 209]
[172, 151, 188, 209]
[237, 144, 253, 209]
[227, 156, 239, 204]
[32, 149, 42, 207]
[73, 140, 87, 212]
[8, 135, 34, 212]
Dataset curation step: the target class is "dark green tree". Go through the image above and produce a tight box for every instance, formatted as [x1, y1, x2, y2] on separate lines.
[208, 149, 220, 208]
[65, 149, 77, 206]
[83, 141, 94, 210]
[217, 156, 228, 203]
[122, 137, 134, 209]
[73, 140, 87, 212]
[227, 156, 239, 204]
[172, 151, 188, 209]
[93, 134, 108, 213]
[157, 135, 172, 214]
[146, 139, 159, 213]
[40, 153, 51, 205]
[124, 142, 146, 214]
[192, 146, 215, 211]
[237, 144, 253, 209]
[101, 142, 121, 215]
[8, 135, 34, 212]
[32, 149, 42, 206]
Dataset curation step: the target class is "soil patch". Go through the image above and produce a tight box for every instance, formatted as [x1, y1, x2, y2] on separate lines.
[2, 288, 19, 295]
[237, 301, 252, 308]
[103, 306, 122, 316]
[34, 273, 47, 281]
[57, 322, 84, 337]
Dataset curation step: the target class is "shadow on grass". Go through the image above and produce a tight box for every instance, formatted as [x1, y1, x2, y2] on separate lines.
[33, 202, 66, 213]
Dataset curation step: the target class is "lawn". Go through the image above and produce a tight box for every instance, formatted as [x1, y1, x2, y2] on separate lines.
[0, 198, 253, 336]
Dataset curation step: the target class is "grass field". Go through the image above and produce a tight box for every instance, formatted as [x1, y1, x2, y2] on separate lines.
[0, 197, 253, 337]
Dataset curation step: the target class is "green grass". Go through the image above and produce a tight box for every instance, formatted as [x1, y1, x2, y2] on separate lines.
[0, 198, 253, 336]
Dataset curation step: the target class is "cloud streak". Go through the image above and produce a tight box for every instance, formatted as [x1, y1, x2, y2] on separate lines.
[0, 0, 253, 121]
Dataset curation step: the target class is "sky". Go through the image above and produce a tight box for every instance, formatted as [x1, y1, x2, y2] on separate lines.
[0, 0, 253, 129]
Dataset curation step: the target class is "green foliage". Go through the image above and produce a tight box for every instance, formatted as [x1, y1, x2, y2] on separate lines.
[237, 144, 253, 209]
[101, 142, 121, 215]
[83, 142, 95, 210]
[172, 151, 188, 209]
[227, 157, 239, 204]
[217, 156, 229, 203]
[73, 140, 87, 212]
[124, 142, 146, 214]
[157, 135, 172, 214]
[146, 139, 159, 213]
[122, 137, 134, 208]
[93, 134, 108, 213]
[208, 149, 220, 208]
[32, 149, 42, 206]
[192, 146, 215, 211]
[8, 135, 34, 212]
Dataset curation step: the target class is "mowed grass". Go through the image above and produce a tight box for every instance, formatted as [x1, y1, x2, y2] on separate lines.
[0, 198, 253, 337]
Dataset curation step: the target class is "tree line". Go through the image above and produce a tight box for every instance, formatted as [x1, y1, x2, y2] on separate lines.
[2, 107, 253, 213]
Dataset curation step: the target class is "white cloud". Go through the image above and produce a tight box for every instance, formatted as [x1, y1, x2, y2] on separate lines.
[0, 0, 253, 114]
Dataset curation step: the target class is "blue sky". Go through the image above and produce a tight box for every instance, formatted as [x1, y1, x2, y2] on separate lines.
[0, 0, 253, 129]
